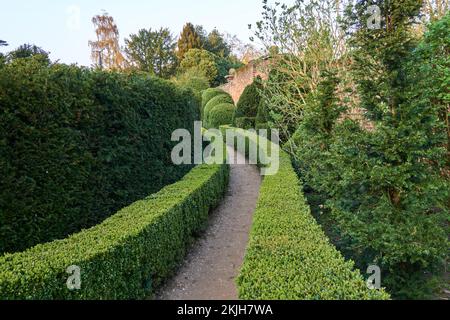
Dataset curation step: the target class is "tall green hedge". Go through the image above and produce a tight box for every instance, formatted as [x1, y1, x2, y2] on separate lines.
[0, 57, 200, 254]
[222, 128, 389, 300]
[0, 160, 229, 299]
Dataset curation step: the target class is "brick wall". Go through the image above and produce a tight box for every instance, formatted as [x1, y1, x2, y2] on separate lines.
[220, 58, 270, 103]
[221, 57, 375, 131]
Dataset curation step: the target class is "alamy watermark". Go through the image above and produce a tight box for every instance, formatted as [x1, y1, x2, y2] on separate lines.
[367, 5, 382, 30]
[66, 265, 81, 290]
[366, 265, 381, 290]
[171, 122, 280, 176]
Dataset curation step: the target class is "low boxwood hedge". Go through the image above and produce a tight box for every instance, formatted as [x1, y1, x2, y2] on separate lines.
[0, 160, 229, 300]
[222, 127, 390, 300]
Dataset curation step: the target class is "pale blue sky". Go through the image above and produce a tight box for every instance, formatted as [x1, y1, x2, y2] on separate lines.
[0, 0, 284, 66]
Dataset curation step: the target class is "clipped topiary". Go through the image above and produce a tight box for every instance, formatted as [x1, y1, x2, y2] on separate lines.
[201, 88, 226, 113]
[208, 103, 236, 129]
[255, 98, 269, 129]
[234, 77, 263, 122]
[204, 93, 234, 126]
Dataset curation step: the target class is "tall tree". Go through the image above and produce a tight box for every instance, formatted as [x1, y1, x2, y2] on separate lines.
[88, 12, 127, 70]
[332, 0, 449, 297]
[7, 44, 50, 64]
[177, 23, 202, 61]
[179, 49, 218, 85]
[125, 28, 177, 78]
[204, 29, 231, 58]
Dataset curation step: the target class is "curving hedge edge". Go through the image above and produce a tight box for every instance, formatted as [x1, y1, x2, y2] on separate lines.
[221, 126, 390, 300]
[0, 161, 229, 300]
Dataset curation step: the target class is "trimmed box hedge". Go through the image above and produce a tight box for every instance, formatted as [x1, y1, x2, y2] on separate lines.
[0, 160, 229, 300]
[222, 127, 390, 300]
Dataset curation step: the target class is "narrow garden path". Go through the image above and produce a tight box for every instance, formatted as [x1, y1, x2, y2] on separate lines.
[155, 146, 262, 300]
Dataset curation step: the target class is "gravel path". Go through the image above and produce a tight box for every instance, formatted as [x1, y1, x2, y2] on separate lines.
[155, 147, 262, 300]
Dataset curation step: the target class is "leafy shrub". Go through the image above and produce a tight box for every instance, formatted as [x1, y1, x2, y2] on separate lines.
[208, 104, 236, 129]
[223, 128, 389, 300]
[0, 160, 230, 299]
[234, 77, 263, 120]
[234, 117, 255, 130]
[0, 58, 200, 254]
[203, 93, 234, 126]
[172, 69, 210, 104]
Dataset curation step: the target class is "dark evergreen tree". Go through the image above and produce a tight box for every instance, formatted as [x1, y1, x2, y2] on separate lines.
[7, 44, 50, 64]
[327, 0, 449, 298]
[177, 23, 202, 61]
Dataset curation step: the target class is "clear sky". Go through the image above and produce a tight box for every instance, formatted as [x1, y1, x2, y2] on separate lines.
[0, 0, 279, 66]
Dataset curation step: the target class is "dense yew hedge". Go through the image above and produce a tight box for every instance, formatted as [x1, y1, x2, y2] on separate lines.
[0, 159, 229, 299]
[0, 57, 200, 254]
[223, 128, 389, 300]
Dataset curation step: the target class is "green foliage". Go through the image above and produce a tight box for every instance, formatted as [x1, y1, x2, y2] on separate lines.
[235, 77, 263, 120]
[208, 104, 236, 129]
[286, 2, 450, 299]
[255, 98, 270, 129]
[234, 117, 255, 130]
[7, 43, 50, 64]
[409, 11, 450, 167]
[331, 0, 449, 298]
[203, 93, 234, 125]
[216, 55, 244, 86]
[0, 161, 230, 299]
[201, 88, 227, 119]
[171, 69, 210, 105]
[179, 49, 218, 85]
[0, 59, 200, 254]
[125, 28, 177, 78]
[343, 0, 423, 121]
[252, 0, 449, 299]
[177, 23, 202, 62]
[203, 29, 231, 58]
[224, 129, 389, 300]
